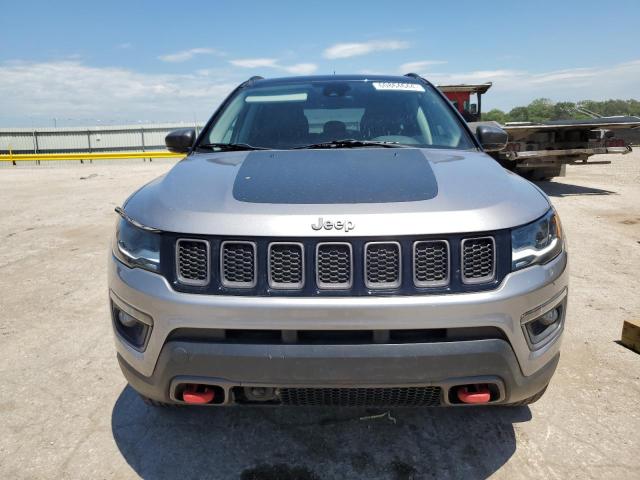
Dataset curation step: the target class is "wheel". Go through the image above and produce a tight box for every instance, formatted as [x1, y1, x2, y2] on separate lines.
[505, 386, 548, 406]
[519, 166, 563, 181]
[139, 393, 174, 408]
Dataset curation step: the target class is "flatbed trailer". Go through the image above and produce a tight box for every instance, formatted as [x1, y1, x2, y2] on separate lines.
[438, 83, 640, 180]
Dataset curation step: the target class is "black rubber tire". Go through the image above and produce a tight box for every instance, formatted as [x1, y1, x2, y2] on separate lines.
[520, 167, 562, 181]
[139, 394, 175, 408]
[505, 386, 548, 406]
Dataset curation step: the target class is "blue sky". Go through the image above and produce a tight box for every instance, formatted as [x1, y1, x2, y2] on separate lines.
[1, 0, 639, 127]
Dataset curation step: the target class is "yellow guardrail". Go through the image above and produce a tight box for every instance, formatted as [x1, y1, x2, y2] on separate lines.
[0, 151, 184, 162]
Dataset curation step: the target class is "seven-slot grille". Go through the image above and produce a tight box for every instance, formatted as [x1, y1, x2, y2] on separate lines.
[176, 239, 209, 286]
[279, 386, 442, 407]
[316, 243, 353, 289]
[414, 240, 449, 287]
[174, 235, 498, 292]
[269, 243, 304, 289]
[365, 242, 401, 289]
[461, 237, 495, 284]
[221, 241, 257, 287]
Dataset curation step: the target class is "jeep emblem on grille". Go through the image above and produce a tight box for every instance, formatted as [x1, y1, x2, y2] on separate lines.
[311, 217, 355, 233]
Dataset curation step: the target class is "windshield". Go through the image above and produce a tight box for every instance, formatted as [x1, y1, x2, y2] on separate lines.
[201, 79, 476, 150]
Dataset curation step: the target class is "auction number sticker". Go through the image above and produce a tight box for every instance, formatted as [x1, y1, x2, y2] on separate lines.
[372, 82, 425, 92]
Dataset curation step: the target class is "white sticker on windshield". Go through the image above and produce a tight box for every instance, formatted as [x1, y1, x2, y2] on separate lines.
[372, 82, 425, 92]
[245, 93, 308, 103]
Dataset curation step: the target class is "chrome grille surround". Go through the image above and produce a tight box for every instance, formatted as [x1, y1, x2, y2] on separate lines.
[268, 242, 305, 289]
[316, 242, 353, 289]
[413, 240, 450, 287]
[175, 239, 210, 286]
[220, 241, 257, 288]
[461, 236, 496, 284]
[364, 241, 402, 289]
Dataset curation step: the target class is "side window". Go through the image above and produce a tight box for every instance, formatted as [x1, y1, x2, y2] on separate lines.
[221, 118, 237, 143]
[415, 106, 433, 145]
[422, 95, 463, 147]
[207, 94, 246, 144]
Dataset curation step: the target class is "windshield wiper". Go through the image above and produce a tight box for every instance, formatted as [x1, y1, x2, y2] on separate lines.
[294, 139, 407, 149]
[197, 142, 269, 152]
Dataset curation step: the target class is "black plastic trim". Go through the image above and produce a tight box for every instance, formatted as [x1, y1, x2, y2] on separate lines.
[117, 340, 559, 405]
[157, 230, 512, 297]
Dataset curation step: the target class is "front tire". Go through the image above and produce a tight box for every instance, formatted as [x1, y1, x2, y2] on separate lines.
[139, 393, 174, 408]
[505, 385, 548, 406]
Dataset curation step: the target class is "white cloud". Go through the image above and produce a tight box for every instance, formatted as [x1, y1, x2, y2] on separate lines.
[529, 68, 596, 84]
[117, 43, 132, 49]
[230, 58, 318, 75]
[158, 48, 221, 63]
[409, 60, 640, 110]
[0, 60, 239, 126]
[399, 60, 447, 73]
[230, 58, 279, 69]
[282, 63, 317, 75]
[323, 40, 409, 59]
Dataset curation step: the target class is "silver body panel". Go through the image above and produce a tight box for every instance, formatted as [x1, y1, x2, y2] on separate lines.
[110, 143, 568, 402]
[109, 251, 568, 379]
[122, 148, 550, 237]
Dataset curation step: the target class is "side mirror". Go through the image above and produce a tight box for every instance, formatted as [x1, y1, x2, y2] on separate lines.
[476, 124, 508, 152]
[165, 128, 196, 153]
[469, 103, 477, 115]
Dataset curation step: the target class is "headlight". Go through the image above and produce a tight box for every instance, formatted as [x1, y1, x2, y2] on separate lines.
[511, 208, 563, 270]
[113, 216, 161, 272]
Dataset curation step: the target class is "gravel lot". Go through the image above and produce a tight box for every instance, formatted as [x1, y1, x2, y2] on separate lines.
[1, 153, 639, 479]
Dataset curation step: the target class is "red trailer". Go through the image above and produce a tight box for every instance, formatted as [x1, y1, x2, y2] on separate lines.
[438, 83, 492, 122]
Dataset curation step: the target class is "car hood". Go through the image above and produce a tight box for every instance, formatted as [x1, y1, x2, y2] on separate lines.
[123, 148, 550, 236]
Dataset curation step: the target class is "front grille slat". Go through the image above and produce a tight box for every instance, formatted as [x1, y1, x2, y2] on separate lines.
[176, 239, 209, 286]
[279, 387, 442, 407]
[364, 242, 401, 289]
[221, 241, 257, 288]
[461, 237, 496, 284]
[413, 240, 449, 287]
[316, 242, 353, 289]
[268, 243, 304, 289]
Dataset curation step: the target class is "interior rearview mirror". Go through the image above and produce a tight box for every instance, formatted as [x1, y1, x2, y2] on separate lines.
[165, 128, 196, 153]
[475, 124, 508, 152]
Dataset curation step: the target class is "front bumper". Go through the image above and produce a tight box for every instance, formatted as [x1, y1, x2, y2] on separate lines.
[118, 339, 559, 405]
[109, 251, 568, 405]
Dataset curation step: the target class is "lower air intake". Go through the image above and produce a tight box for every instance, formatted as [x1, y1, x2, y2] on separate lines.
[279, 386, 442, 407]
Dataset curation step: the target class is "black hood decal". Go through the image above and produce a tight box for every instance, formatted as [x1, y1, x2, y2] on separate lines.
[233, 149, 438, 204]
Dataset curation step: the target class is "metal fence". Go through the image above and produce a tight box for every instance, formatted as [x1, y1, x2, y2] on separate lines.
[0, 123, 203, 155]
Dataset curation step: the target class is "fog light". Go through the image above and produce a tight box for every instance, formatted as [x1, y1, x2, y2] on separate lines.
[538, 308, 559, 326]
[117, 310, 138, 328]
[110, 299, 152, 350]
[524, 305, 563, 347]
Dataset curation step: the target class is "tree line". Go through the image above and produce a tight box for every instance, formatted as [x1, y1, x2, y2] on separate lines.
[482, 98, 640, 123]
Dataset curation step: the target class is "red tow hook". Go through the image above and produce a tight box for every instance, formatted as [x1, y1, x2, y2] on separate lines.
[457, 385, 491, 404]
[182, 384, 215, 404]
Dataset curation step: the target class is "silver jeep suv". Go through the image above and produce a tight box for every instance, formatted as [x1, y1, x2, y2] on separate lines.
[109, 74, 567, 407]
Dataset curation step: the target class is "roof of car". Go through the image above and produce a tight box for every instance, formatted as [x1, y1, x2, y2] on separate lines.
[247, 74, 429, 86]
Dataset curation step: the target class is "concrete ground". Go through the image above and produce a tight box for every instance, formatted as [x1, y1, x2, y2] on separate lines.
[0, 153, 638, 480]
